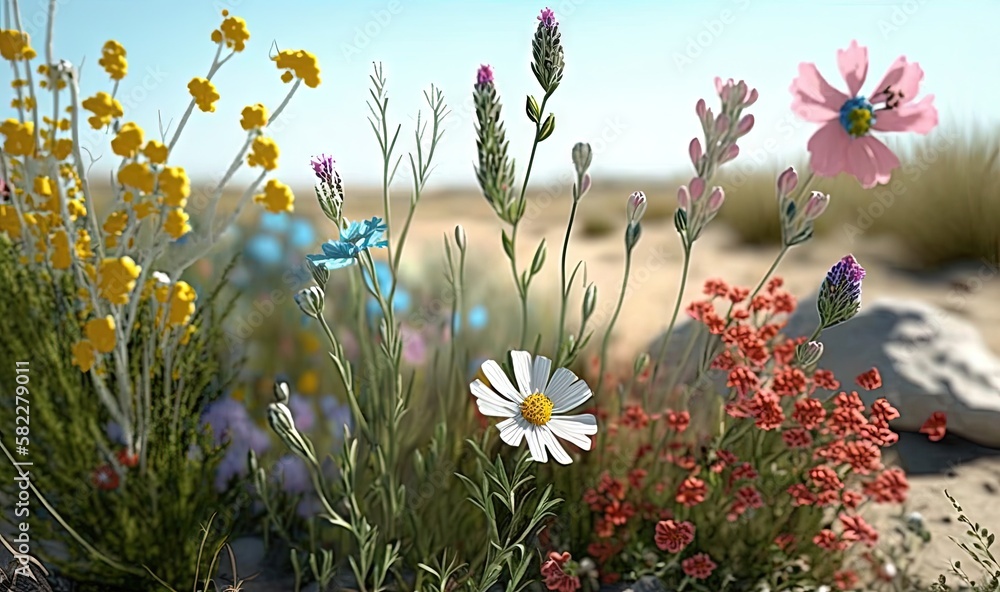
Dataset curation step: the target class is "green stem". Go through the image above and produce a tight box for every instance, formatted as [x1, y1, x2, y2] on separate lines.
[645, 242, 693, 399]
[555, 195, 581, 355]
[594, 246, 633, 400]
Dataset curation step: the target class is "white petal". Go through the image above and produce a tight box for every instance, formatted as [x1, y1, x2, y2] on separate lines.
[549, 413, 598, 435]
[550, 379, 593, 413]
[511, 350, 534, 397]
[547, 418, 594, 450]
[525, 426, 547, 463]
[531, 355, 552, 395]
[545, 367, 577, 399]
[481, 360, 523, 403]
[539, 426, 573, 465]
[470, 380, 518, 417]
[497, 417, 526, 446]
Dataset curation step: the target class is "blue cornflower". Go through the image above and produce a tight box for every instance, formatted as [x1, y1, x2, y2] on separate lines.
[245, 234, 284, 267]
[307, 217, 388, 271]
[453, 304, 489, 333]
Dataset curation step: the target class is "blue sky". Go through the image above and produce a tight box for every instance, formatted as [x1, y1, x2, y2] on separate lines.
[2, 0, 996, 189]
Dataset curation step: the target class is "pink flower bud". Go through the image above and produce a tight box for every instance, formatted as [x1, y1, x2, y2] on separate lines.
[688, 138, 703, 168]
[734, 80, 748, 104]
[776, 167, 798, 196]
[677, 185, 691, 210]
[695, 99, 707, 118]
[803, 191, 830, 221]
[689, 177, 706, 201]
[744, 88, 759, 107]
[707, 186, 725, 213]
[736, 114, 754, 136]
[715, 114, 730, 135]
[580, 173, 592, 196]
[720, 144, 739, 164]
[626, 191, 647, 225]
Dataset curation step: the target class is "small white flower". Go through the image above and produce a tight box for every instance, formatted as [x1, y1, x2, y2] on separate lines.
[470, 350, 598, 465]
[152, 271, 171, 284]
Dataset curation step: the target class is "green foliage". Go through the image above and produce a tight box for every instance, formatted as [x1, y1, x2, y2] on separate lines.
[0, 237, 246, 592]
[932, 490, 1000, 592]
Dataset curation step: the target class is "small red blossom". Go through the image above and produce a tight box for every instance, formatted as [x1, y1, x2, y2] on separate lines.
[703, 278, 730, 297]
[870, 398, 900, 423]
[812, 369, 841, 391]
[665, 409, 690, 433]
[814, 529, 848, 551]
[772, 366, 808, 397]
[792, 397, 826, 429]
[676, 476, 707, 507]
[748, 389, 785, 430]
[92, 464, 120, 490]
[782, 427, 813, 448]
[810, 465, 844, 492]
[654, 519, 695, 553]
[621, 405, 650, 429]
[788, 483, 816, 506]
[834, 570, 859, 591]
[856, 367, 882, 390]
[604, 500, 635, 526]
[841, 489, 864, 509]
[727, 366, 760, 397]
[728, 285, 750, 303]
[681, 553, 717, 580]
[541, 552, 581, 592]
[840, 513, 879, 547]
[627, 468, 647, 489]
[116, 448, 139, 468]
[863, 467, 909, 503]
[920, 411, 947, 442]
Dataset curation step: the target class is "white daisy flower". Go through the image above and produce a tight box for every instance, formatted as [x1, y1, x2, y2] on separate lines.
[470, 350, 598, 465]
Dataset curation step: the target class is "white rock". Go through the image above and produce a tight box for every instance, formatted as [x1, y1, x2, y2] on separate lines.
[649, 294, 1000, 448]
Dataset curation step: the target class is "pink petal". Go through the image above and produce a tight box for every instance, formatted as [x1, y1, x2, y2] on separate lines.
[837, 40, 869, 97]
[845, 136, 900, 189]
[870, 56, 925, 105]
[874, 95, 938, 134]
[807, 121, 852, 178]
[790, 63, 849, 123]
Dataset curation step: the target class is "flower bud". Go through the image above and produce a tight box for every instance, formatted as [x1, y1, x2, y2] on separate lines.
[677, 186, 691, 211]
[744, 87, 759, 107]
[688, 138, 702, 169]
[803, 191, 830, 221]
[578, 173, 592, 198]
[273, 380, 291, 404]
[626, 191, 647, 226]
[688, 177, 706, 202]
[308, 260, 330, 287]
[267, 402, 314, 461]
[817, 254, 866, 329]
[714, 114, 730, 135]
[776, 167, 798, 196]
[695, 98, 707, 118]
[736, 114, 754, 137]
[707, 186, 725, 214]
[633, 352, 650, 376]
[719, 144, 739, 164]
[294, 286, 325, 318]
[454, 224, 467, 251]
[572, 142, 593, 175]
[582, 283, 597, 321]
[794, 340, 824, 368]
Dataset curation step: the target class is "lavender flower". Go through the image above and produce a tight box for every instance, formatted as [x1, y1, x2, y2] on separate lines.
[476, 64, 494, 87]
[310, 154, 335, 186]
[273, 454, 311, 494]
[531, 7, 564, 95]
[537, 7, 557, 28]
[817, 255, 866, 329]
[289, 396, 316, 433]
[310, 153, 344, 223]
[201, 398, 272, 491]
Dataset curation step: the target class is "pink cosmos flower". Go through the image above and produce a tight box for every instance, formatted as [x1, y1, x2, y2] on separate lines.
[790, 40, 937, 189]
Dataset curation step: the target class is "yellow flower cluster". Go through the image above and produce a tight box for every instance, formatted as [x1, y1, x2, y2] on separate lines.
[82, 91, 124, 129]
[159, 166, 190, 206]
[163, 208, 190, 239]
[1, 119, 36, 157]
[71, 315, 118, 373]
[97, 257, 141, 304]
[254, 178, 294, 213]
[50, 228, 71, 269]
[247, 136, 279, 170]
[71, 340, 96, 372]
[0, 205, 21, 239]
[273, 49, 321, 88]
[240, 103, 268, 131]
[0, 29, 36, 61]
[118, 162, 155, 193]
[98, 40, 127, 80]
[210, 10, 250, 52]
[155, 280, 197, 327]
[103, 210, 128, 248]
[111, 122, 144, 158]
[188, 77, 220, 112]
[144, 140, 168, 164]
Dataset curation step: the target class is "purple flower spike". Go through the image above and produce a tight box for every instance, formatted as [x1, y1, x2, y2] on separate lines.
[537, 7, 557, 28]
[476, 64, 494, 86]
[310, 154, 335, 186]
[817, 254, 866, 329]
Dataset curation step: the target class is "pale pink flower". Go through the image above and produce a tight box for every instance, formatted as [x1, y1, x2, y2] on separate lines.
[790, 40, 937, 189]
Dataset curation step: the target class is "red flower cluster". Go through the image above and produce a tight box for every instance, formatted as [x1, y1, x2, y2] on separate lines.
[91, 447, 141, 491]
[540, 552, 581, 592]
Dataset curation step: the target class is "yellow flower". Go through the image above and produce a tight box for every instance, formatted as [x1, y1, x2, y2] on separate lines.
[166, 280, 197, 326]
[240, 103, 268, 131]
[158, 166, 190, 207]
[111, 121, 144, 158]
[212, 11, 250, 52]
[273, 49, 321, 88]
[98, 40, 127, 80]
[85, 316, 116, 354]
[188, 77, 220, 112]
[134, 200, 158, 220]
[253, 178, 294, 213]
[75, 229, 93, 259]
[50, 229, 71, 269]
[82, 92, 124, 129]
[117, 161, 155, 193]
[0, 205, 21, 239]
[51, 138, 73, 160]
[179, 324, 196, 345]
[103, 210, 128, 237]
[71, 340, 96, 372]
[0, 119, 35, 156]
[0, 29, 35, 61]
[297, 370, 319, 395]
[247, 136, 279, 171]
[163, 208, 190, 240]
[98, 257, 141, 305]
[143, 140, 168, 164]
[33, 176, 53, 197]
[67, 198, 87, 221]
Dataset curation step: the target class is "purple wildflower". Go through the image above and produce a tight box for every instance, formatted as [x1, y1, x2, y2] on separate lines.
[476, 64, 494, 87]
[538, 7, 557, 28]
[310, 154, 335, 186]
[273, 454, 311, 494]
[817, 254, 866, 329]
[289, 396, 316, 433]
[201, 397, 272, 491]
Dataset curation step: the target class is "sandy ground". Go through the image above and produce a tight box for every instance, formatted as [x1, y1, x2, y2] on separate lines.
[342, 187, 1000, 585]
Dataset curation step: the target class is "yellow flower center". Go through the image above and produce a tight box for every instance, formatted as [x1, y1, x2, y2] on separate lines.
[520, 392, 553, 426]
[846, 107, 872, 137]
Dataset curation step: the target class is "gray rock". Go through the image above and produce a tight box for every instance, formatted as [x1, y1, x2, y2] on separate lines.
[649, 293, 1000, 448]
[618, 575, 666, 592]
